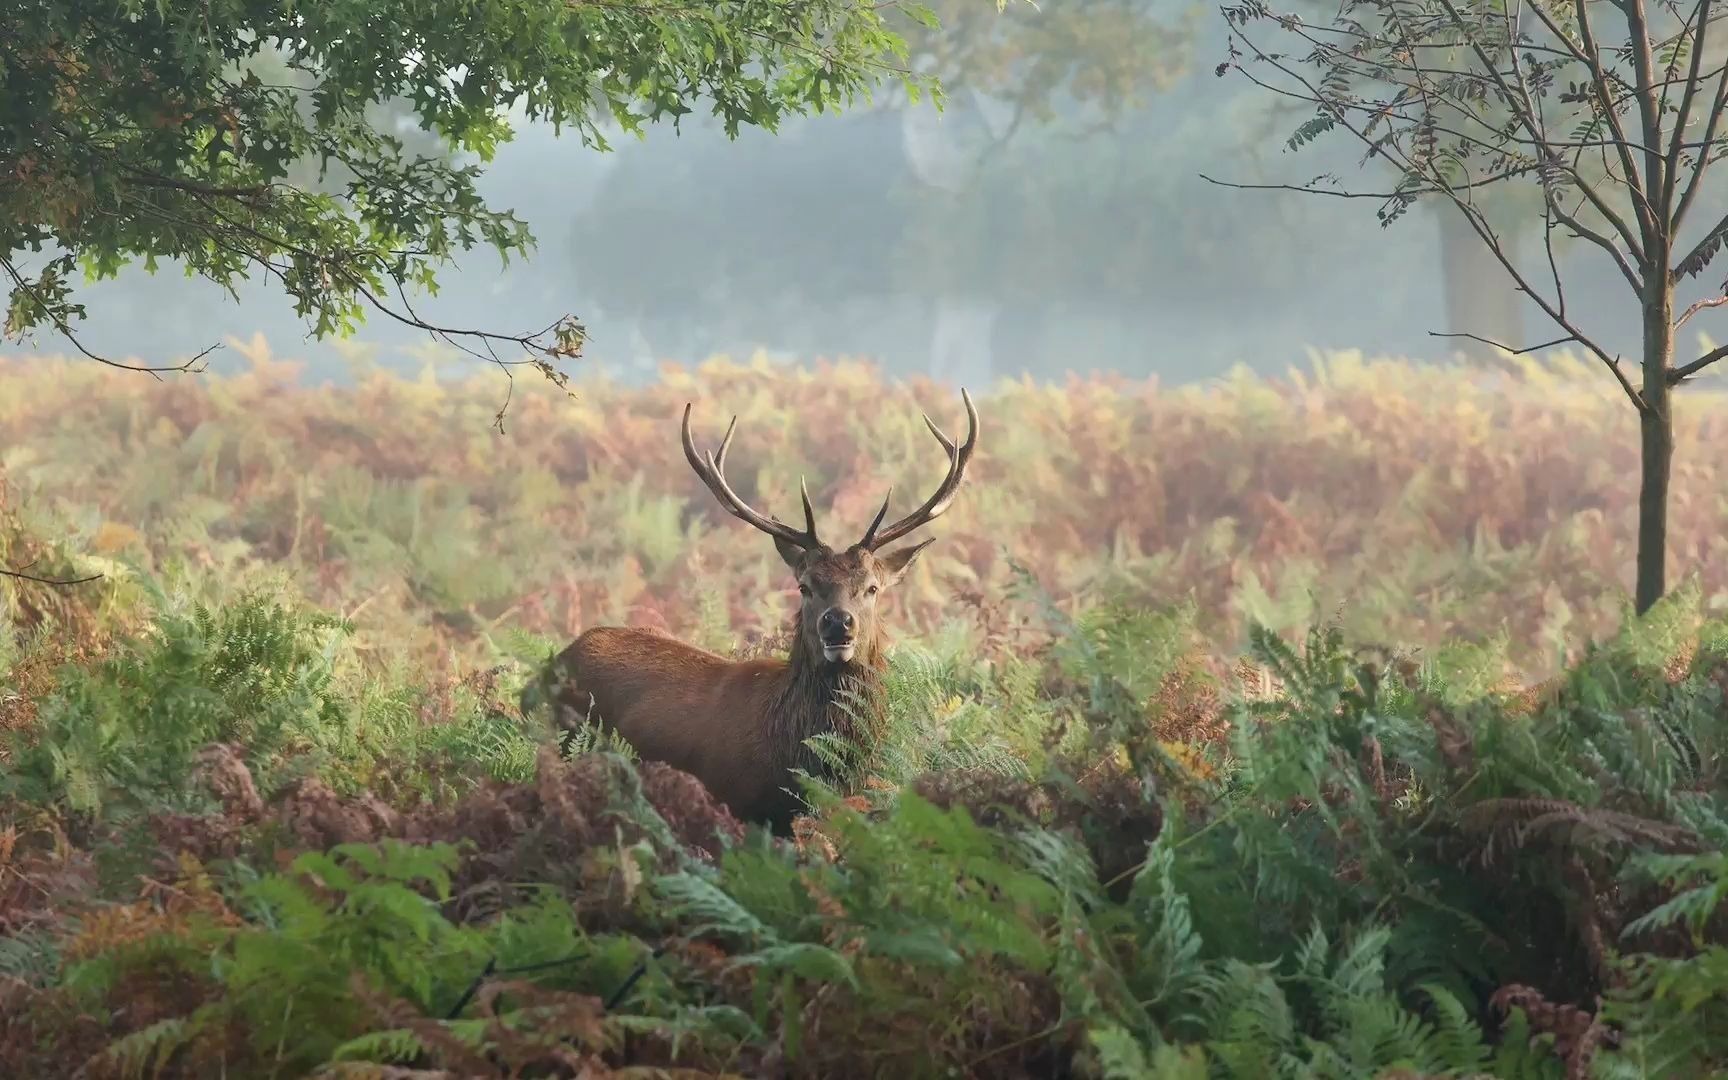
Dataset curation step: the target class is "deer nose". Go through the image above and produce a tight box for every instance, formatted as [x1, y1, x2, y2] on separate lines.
[818, 608, 856, 643]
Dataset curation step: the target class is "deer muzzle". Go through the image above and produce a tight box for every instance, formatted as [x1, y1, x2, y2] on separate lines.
[818, 608, 857, 663]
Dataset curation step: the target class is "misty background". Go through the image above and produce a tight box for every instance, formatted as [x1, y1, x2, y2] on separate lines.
[1, 0, 1690, 390]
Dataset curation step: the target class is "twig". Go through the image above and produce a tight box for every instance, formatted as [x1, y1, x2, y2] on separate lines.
[0, 565, 104, 586]
[1668, 342, 1728, 383]
[1429, 331, 1580, 356]
[1670, 60, 1728, 232]
[1213, 14, 1652, 413]
[1, 254, 220, 378]
[1657, 0, 1714, 217]
[1197, 168, 1538, 199]
[1675, 294, 1728, 330]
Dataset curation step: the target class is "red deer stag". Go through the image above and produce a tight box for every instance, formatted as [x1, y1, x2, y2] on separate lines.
[523, 390, 979, 833]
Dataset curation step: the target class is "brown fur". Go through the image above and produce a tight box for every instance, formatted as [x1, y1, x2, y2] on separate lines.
[528, 392, 976, 834]
[534, 544, 919, 833]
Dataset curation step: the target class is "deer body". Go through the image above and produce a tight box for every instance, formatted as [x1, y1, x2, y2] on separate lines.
[540, 614, 885, 829]
[531, 393, 978, 833]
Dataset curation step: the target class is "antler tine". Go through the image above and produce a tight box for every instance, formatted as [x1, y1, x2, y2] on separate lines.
[681, 403, 823, 549]
[859, 388, 978, 551]
[798, 476, 819, 538]
[859, 485, 893, 549]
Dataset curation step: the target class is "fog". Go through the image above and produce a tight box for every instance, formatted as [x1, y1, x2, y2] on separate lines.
[1, 9, 1689, 389]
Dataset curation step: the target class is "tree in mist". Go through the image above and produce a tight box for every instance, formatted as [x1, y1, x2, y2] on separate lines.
[0, 0, 928, 387]
[1215, 0, 1728, 614]
[569, 0, 1190, 378]
[571, 0, 1448, 382]
[892, 0, 1193, 136]
[892, 0, 1191, 382]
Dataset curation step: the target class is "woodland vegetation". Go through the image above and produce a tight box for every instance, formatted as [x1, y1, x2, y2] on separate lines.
[3, 351, 1727, 1077]
[6, 0, 1728, 1075]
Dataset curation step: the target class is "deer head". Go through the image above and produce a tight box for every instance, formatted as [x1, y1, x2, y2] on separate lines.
[681, 389, 979, 667]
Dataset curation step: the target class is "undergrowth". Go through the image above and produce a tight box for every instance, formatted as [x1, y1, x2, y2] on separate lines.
[7, 347, 1728, 679]
[5, 357, 1728, 1076]
[2, 565, 1725, 1078]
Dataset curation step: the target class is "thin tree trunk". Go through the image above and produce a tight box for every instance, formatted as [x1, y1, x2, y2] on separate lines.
[1636, 283, 1675, 615]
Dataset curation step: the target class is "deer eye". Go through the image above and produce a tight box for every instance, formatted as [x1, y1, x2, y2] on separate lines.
[798, 584, 811, 597]
[866, 584, 879, 597]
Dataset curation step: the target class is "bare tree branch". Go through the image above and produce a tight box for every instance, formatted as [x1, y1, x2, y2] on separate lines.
[1541, 191, 1570, 317]
[1430, 330, 1581, 354]
[1309, 0, 1725, 83]
[54, 181, 585, 427]
[1217, 20, 1649, 412]
[1196, 170, 1538, 198]
[1527, 0, 1658, 243]
[1315, 0, 1652, 272]
[0, 562, 104, 586]
[1218, 0, 1727, 613]
[1671, 63, 1728, 233]
[2, 254, 220, 377]
[178, 187, 586, 369]
[1669, 341, 1728, 382]
[1550, 198, 1646, 292]
[1499, 1, 1645, 293]
[1675, 292, 1728, 329]
[1439, 0, 1651, 263]
[1623, 0, 1671, 233]
[1443, 197, 1646, 409]
[1659, 0, 1714, 217]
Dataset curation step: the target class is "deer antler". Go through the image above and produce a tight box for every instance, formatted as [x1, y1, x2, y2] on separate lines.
[859, 388, 978, 551]
[682, 404, 824, 550]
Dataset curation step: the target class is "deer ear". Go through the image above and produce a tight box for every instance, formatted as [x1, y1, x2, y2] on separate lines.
[774, 535, 807, 571]
[877, 538, 934, 586]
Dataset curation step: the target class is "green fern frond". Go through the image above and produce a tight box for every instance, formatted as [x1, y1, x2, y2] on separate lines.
[94, 1016, 197, 1080]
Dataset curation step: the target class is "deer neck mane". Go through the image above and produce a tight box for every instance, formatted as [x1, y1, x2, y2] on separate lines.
[768, 612, 888, 773]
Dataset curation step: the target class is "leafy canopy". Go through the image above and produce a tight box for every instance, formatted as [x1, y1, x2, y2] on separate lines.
[0, 0, 934, 381]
